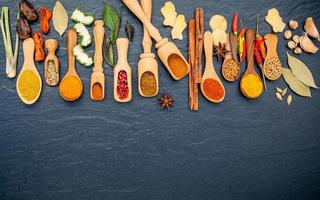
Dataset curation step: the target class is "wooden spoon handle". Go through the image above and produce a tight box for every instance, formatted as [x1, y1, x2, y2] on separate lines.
[122, 0, 162, 42]
[116, 38, 129, 64]
[141, 0, 152, 53]
[264, 34, 278, 57]
[246, 29, 256, 72]
[23, 38, 35, 67]
[67, 29, 77, 73]
[204, 31, 213, 68]
[94, 20, 105, 72]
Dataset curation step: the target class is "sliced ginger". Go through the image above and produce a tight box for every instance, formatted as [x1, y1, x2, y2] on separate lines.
[171, 15, 187, 40]
[161, 1, 177, 27]
[265, 8, 286, 33]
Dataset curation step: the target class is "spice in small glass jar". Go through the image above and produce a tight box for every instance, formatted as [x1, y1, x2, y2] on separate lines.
[140, 71, 157, 96]
[203, 78, 224, 101]
[117, 70, 129, 100]
[46, 60, 58, 86]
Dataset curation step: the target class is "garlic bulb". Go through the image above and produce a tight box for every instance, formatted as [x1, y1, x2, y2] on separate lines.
[292, 35, 300, 44]
[300, 33, 319, 53]
[304, 17, 320, 40]
[294, 47, 302, 55]
[284, 30, 292, 39]
[287, 41, 297, 49]
[289, 20, 298, 30]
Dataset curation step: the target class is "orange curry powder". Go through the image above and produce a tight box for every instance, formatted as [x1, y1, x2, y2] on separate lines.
[203, 78, 224, 101]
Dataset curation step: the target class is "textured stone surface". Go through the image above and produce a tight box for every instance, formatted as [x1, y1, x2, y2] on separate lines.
[0, 0, 320, 199]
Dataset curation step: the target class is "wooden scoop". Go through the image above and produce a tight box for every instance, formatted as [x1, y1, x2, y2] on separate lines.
[138, 0, 158, 97]
[16, 38, 42, 105]
[201, 31, 225, 103]
[114, 38, 132, 103]
[90, 20, 105, 101]
[122, 0, 189, 80]
[240, 29, 263, 99]
[44, 39, 59, 86]
[222, 33, 240, 82]
[59, 29, 83, 101]
[263, 33, 282, 80]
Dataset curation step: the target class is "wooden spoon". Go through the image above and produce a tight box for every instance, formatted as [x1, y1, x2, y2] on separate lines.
[138, 0, 158, 97]
[59, 29, 83, 101]
[222, 33, 240, 82]
[201, 31, 225, 103]
[16, 38, 42, 105]
[263, 33, 282, 80]
[240, 28, 263, 99]
[114, 38, 132, 103]
[90, 20, 105, 101]
[122, 0, 189, 80]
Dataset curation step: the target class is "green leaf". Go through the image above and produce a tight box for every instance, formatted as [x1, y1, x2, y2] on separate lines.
[102, 1, 121, 36]
[103, 37, 114, 67]
[282, 67, 311, 97]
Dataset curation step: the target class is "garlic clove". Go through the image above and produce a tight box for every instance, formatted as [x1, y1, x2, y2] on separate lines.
[287, 40, 297, 49]
[294, 47, 302, 55]
[284, 30, 292, 40]
[292, 35, 300, 44]
[289, 20, 298, 30]
[304, 17, 320, 40]
[300, 33, 319, 54]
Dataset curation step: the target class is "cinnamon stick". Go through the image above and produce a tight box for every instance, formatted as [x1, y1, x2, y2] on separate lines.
[195, 8, 204, 84]
[198, 8, 204, 82]
[188, 19, 196, 111]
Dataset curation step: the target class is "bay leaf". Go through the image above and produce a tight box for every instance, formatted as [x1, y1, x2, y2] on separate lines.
[282, 67, 311, 97]
[286, 52, 318, 89]
[53, 1, 68, 37]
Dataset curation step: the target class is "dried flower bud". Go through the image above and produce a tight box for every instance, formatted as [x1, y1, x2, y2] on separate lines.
[289, 20, 298, 30]
[287, 40, 297, 49]
[284, 30, 292, 40]
[294, 47, 302, 55]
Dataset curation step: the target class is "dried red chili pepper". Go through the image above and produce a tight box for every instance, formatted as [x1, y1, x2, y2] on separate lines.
[33, 32, 45, 62]
[254, 41, 263, 65]
[38, 7, 52, 34]
[232, 12, 239, 37]
[239, 42, 246, 65]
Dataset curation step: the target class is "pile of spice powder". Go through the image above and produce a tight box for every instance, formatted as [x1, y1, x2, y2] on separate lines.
[18, 70, 40, 101]
[92, 83, 103, 100]
[240, 73, 263, 98]
[203, 78, 224, 101]
[140, 71, 157, 96]
[59, 76, 82, 100]
[46, 60, 58, 85]
[117, 70, 129, 100]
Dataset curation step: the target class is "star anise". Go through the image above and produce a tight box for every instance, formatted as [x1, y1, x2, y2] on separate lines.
[213, 42, 230, 61]
[159, 94, 174, 110]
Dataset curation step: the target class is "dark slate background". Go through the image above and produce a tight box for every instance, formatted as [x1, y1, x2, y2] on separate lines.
[1, 0, 320, 199]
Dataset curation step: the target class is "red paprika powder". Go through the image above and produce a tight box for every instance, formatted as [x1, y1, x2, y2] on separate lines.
[203, 78, 224, 101]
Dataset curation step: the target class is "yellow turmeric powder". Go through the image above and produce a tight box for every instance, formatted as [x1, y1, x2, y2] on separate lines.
[240, 73, 263, 98]
[17, 70, 41, 101]
[59, 76, 82, 101]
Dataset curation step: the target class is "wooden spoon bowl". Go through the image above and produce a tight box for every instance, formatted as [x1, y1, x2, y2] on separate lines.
[16, 38, 42, 105]
[59, 29, 83, 101]
[201, 31, 225, 103]
[222, 33, 240, 82]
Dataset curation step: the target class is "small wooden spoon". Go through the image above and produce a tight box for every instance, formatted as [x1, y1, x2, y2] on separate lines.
[263, 33, 282, 80]
[90, 20, 105, 101]
[59, 29, 83, 101]
[201, 31, 225, 103]
[240, 29, 263, 99]
[138, 0, 158, 97]
[222, 33, 240, 82]
[114, 38, 132, 103]
[16, 38, 42, 105]
[122, 0, 189, 80]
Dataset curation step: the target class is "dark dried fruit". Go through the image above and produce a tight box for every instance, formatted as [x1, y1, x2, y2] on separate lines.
[125, 21, 135, 42]
[16, 17, 31, 39]
[20, 0, 38, 21]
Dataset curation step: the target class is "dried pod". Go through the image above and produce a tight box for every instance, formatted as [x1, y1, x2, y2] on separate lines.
[276, 87, 283, 93]
[276, 92, 283, 101]
[16, 16, 31, 39]
[125, 21, 135, 42]
[19, 0, 38, 21]
[281, 87, 288, 96]
[287, 40, 297, 49]
[289, 20, 298, 30]
[287, 95, 292, 106]
[300, 33, 319, 53]
[284, 30, 292, 39]
[304, 17, 319, 40]
[292, 35, 300, 44]
[294, 47, 302, 55]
